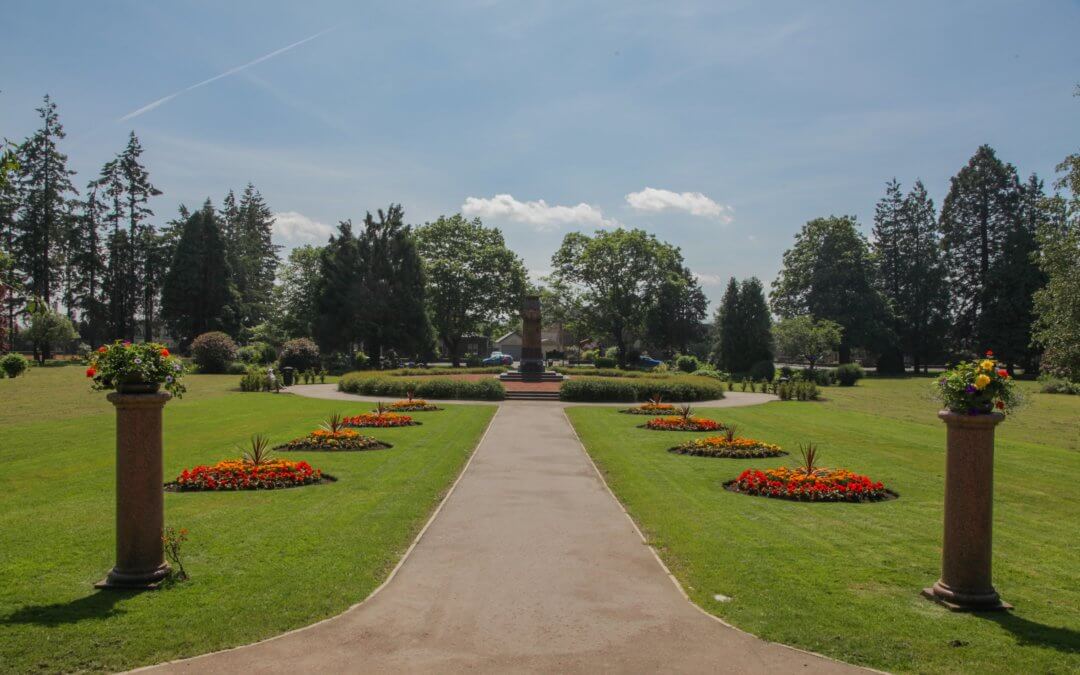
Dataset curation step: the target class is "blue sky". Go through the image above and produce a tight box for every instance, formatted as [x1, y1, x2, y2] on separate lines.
[3, 1, 1078, 307]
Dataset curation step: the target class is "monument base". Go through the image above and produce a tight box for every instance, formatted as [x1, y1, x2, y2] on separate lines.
[922, 586, 1012, 612]
[95, 562, 172, 591]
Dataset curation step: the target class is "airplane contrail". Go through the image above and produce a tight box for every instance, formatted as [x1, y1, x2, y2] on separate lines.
[119, 27, 335, 122]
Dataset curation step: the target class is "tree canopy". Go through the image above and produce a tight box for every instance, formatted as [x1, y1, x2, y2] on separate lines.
[415, 214, 526, 366]
[773, 315, 843, 370]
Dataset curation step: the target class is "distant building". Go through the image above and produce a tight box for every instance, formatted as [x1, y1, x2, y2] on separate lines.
[495, 324, 571, 360]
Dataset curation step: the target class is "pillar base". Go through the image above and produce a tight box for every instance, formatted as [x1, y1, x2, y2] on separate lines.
[922, 582, 1012, 612]
[95, 562, 171, 591]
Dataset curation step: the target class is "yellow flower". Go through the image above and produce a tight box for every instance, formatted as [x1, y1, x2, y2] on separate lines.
[975, 374, 991, 390]
[980, 359, 995, 371]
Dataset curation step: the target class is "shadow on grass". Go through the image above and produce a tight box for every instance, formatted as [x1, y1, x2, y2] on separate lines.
[2, 590, 132, 626]
[978, 612, 1080, 654]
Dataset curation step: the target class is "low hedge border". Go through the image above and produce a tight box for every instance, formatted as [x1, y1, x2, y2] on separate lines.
[339, 372, 505, 400]
[560, 377, 725, 402]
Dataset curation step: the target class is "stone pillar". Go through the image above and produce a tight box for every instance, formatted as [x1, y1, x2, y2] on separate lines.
[922, 411, 1011, 611]
[519, 295, 544, 373]
[96, 391, 172, 590]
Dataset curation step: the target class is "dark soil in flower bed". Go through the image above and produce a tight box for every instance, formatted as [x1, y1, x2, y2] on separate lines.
[165, 474, 338, 492]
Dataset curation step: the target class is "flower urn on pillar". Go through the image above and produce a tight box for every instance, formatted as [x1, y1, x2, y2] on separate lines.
[87, 341, 187, 590]
[924, 350, 1016, 611]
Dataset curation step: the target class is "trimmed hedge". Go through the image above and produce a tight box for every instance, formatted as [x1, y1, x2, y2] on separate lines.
[339, 372, 505, 400]
[390, 366, 507, 376]
[835, 363, 865, 386]
[191, 331, 238, 373]
[553, 366, 673, 379]
[560, 376, 725, 402]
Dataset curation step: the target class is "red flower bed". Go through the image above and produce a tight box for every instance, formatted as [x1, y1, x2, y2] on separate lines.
[171, 459, 324, 491]
[342, 412, 418, 427]
[726, 466, 891, 502]
[643, 416, 725, 431]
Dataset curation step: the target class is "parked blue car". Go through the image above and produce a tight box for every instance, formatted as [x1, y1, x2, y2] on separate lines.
[637, 355, 663, 370]
[482, 351, 514, 366]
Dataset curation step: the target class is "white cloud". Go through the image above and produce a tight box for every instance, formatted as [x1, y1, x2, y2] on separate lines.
[693, 272, 725, 286]
[625, 187, 733, 222]
[272, 211, 334, 241]
[462, 194, 616, 231]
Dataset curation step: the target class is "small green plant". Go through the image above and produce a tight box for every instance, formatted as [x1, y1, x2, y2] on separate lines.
[677, 404, 693, 421]
[321, 412, 347, 434]
[740, 378, 748, 392]
[727, 378, 734, 391]
[319, 369, 327, 384]
[724, 424, 739, 443]
[835, 363, 865, 386]
[240, 434, 274, 468]
[797, 442, 826, 477]
[0, 353, 29, 378]
[162, 526, 190, 581]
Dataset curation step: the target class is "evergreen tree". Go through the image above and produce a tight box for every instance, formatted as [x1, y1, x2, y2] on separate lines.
[116, 132, 161, 341]
[979, 174, 1048, 370]
[354, 205, 432, 361]
[770, 215, 886, 363]
[0, 139, 21, 349]
[235, 184, 279, 330]
[871, 179, 949, 372]
[314, 223, 363, 354]
[160, 201, 237, 349]
[939, 145, 1021, 351]
[14, 95, 77, 309]
[712, 276, 772, 373]
[69, 180, 108, 347]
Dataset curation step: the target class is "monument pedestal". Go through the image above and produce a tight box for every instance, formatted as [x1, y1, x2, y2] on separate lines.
[96, 391, 172, 590]
[922, 411, 1011, 611]
[500, 295, 564, 382]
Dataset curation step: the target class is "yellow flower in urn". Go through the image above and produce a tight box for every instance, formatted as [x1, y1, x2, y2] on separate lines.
[980, 359, 995, 371]
[974, 373, 991, 390]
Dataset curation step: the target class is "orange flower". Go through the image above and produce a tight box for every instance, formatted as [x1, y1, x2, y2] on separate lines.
[985, 350, 994, 357]
[86, 367, 97, 378]
[160, 348, 170, 357]
[97, 346, 108, 353]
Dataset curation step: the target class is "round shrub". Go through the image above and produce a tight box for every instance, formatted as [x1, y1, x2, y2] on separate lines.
[279, 338, 321, 372]
[836, 363, 865, 386]
[191, 332, 238, 373]
[675, 354, 701, 373]
[237, 341, 277, 365]
[594, 356, 617, 369]
[1, 353, 30, 378]
[339, 373, 504, 400]
[353, 351, 370, 370]
[749, 360, 776, 382]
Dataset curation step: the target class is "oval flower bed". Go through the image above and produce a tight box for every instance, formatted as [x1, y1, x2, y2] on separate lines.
[643, 415, 724, 432]
[388, 399, 441, 412]
[621, 402, 676, 415]
[343, 412, 418, 427]
[277, 414, 391, 452]
[724, 445, 892, 502]
[168, 459, 327, 491]
[670, 430, 786, 458]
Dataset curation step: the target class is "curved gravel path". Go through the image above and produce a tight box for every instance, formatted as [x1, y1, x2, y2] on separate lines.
[141, 386, 864, 674]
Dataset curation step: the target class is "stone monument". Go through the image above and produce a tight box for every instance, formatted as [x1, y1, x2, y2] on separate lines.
[499, 295, 564, 383]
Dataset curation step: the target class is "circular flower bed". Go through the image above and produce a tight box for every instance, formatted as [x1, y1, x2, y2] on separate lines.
[725, 467, 892, 502]
[277, 428, 390, 452]
[670, 434, 786, 458]
[343, 412, 419, 427]
[388, 399, 441, 412]
[167, 459, 328, 491]
[643, 415, 725, 432]
[621, 402, 677, 415]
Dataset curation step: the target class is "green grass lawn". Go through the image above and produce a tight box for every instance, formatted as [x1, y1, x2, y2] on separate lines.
[566, 377, 1080, 674]
[0, 367, 495, 673]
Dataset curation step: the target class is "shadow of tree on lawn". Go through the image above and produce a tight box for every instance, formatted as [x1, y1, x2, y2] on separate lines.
[978, 612, 1080, 655]
[2, 590, 133, 626]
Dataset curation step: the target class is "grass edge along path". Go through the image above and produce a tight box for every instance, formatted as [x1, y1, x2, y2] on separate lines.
[565, 391, 1080, 675]
[0, 376, 496, 674]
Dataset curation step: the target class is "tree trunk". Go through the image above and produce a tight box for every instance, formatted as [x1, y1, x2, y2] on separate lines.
[838, 341, 851, 365]
[449, 336, 461, 368]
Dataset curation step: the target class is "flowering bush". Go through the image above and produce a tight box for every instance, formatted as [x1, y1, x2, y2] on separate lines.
[342, 412, 417, 427]
[644, 416, 724, 431]
[670, 428, 786, 458]
[172, 459, 323, 491]
[87, 341, 186, 397]
[936, 350, 1019, 415]
[191, 331, 238, 373]
[279, 337, 320, 372]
